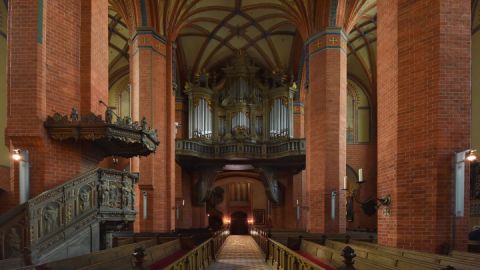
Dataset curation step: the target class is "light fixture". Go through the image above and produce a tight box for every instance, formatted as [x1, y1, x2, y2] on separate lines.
[466, 150, 477, 162]
[12, 149, 22, 161]
[11, 149, 30, 204]
[341, 168, 391, 216]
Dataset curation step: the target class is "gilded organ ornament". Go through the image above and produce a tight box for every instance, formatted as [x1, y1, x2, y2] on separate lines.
[184, 52, 296, 142]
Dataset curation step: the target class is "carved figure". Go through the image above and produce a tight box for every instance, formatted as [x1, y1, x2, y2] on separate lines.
[7, 228, 21, 258]
[99, 183, 110, 207]
[109, 186, 119, 208]
[43, 205, 59, 235]
[105, 107, 113, 124]
[70, 107, 79, 122]
[141, 117, 148, 131]
[125, 116, 132, 125]
[79, 189, 89, 211]
[122, 181, 132, 209]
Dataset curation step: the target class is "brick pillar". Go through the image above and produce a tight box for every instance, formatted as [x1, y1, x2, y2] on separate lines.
[377, 0, 471, 252]
[130, 29, 175, 232]
[305, 28, 347, 233]
[4, 0, 108, 211]
[80, 0, 108, 115]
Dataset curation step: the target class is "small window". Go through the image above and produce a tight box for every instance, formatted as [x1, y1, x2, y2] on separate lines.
[347, 79, 371, 144]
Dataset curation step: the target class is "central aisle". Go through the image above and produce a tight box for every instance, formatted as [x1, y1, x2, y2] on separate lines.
[208, 235, 272, 270]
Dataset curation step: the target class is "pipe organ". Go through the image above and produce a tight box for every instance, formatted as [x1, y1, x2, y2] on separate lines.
[184, 51, 296, 142]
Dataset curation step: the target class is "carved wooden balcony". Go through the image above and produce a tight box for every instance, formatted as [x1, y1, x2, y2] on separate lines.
[175, 138, 306, 170]
[44, 109, 159, 158]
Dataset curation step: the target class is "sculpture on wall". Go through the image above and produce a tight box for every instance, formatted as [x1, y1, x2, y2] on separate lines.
[99, 180, 110, 207]
[192, 168, 219, 206]
[122, 181, 132, 209]
[79, 188, 90, 212]
[43, 203, 59, 235]
[258, 167, 283, 205]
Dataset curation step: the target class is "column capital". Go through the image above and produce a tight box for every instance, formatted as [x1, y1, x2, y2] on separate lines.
[131, 27, 167, 56]
[305, 27, 348, 55]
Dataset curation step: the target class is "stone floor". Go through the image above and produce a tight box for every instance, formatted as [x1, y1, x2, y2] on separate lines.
[208, 235, 272, 270]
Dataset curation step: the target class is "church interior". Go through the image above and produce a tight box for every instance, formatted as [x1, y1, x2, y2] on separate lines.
[0, 0, 480, 269]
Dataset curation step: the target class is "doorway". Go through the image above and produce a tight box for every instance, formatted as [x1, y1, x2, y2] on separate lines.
[230, 211, 248, 235]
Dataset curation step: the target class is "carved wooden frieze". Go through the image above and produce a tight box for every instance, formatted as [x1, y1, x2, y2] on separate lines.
[44, 109, 159, 158]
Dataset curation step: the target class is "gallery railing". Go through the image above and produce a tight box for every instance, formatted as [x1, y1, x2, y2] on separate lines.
[266, 238, 325, 270]
[176, 138, 305, 160]
[0, 168, 138, 262]
[163, 228, 229, 270]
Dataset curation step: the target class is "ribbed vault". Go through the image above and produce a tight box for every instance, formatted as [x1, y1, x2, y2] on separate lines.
[109, 6, 129, 87]
[347, 1, 376, 92]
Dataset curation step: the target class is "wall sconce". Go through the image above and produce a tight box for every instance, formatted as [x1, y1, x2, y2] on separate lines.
[12, 149, 30, 204]
[341, 169, 392, 217]
[175, 199, 185, 220]
[296, 199, 301, 221]
[454, 149, 477, 217]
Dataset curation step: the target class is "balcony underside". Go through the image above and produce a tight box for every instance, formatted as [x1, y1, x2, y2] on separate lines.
[44, 112, 159, 158]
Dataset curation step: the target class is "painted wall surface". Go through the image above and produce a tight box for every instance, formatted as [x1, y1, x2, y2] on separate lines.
[0, 2, 8, 167]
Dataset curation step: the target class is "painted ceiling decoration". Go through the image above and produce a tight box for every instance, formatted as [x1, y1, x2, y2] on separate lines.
[109, 0, 378, 87]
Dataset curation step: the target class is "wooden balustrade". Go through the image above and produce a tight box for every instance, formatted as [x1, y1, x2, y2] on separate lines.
[176, 138, 305, 160]
[266, 238, 326, 270]
[161, 228, 229, 270]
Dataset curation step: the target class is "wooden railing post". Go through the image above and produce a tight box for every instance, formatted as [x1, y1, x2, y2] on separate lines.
[341, 246, 356, 270]
[131, 246, 145, 269]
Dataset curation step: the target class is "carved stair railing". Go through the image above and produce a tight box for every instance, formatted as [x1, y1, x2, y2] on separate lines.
[0, 168, 138, 263]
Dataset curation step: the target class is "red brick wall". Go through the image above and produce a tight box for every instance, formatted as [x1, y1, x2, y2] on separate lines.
[346, 143, 377, 230]
[377, 0, 471, 252]
[4, 0, 108, 212]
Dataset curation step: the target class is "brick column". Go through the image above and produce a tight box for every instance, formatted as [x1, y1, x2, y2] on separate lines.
[4, 0, 108, 211]
[305, 28, 347, 233]
[130, 29, 175, 232]
[80, 0, 108, 115]
[377, 0, 471, 252]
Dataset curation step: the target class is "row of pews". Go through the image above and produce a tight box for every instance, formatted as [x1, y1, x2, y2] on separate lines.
[251, 227, 480, 270]
[2, 228, 229, 270]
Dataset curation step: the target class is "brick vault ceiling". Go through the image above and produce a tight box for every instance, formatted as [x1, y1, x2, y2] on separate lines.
[176, 0, 297, 75]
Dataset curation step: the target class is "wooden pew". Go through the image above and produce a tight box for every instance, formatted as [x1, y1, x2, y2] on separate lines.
[38, 237, 175, 270]
[328, 240, 479, 270]
[299, 239, 400, 270]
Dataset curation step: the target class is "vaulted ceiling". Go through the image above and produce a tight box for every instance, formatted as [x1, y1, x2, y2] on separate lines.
[474, 0, 480, 35]
[346, 1, 376, 91]
[176, 0, 298, 75]
[109, 7, 130, 87]
[109, 0, 379, 87]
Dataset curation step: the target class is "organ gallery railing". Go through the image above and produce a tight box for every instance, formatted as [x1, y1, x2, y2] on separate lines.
[0, 168, 138, 262]
[175, 138, 305, 160]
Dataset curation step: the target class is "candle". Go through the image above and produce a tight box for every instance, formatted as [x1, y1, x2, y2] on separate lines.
[182, 199, 185, 206]
[358, 168, 363, 182]
[296, 199, 299, 206]
[343, 176, 347, 190]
